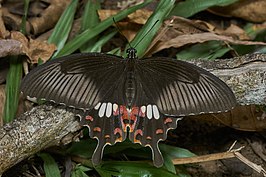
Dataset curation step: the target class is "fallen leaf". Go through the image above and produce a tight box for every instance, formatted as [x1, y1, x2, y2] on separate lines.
[190, 105, 266, 131]
[218, 24, 250, 41]
[11, 31, 56, 63]
[2, 0, 71, 35]
[29, 0, 72, 35]
[149, 32, 266, 55]
[209, 0, 266, 23]
[0, 8, 10, 38]
[98, 9, 152, 24]
[145, 16, 266, 56]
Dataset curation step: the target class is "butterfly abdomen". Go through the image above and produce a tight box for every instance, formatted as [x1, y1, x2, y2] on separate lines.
[124, 69, 136, 108]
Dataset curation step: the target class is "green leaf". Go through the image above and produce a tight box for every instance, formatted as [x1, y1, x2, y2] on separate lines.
[86, 29, 117, 53]
[163, 153, 176, 174]
[67, 139, 97, 158]
[48, 0, 78, 57]
[126, 0, 175, 58]
[95, 161, 178, 177]
[71, 164, 92, 177]
[3, 56, 22, 122]
[233, 23, 266, 55]
[79, 0, 101, 52]
[107, 47, 121, 55]
[3, 0, 29, 122]
[159, 144, 196, 159]
[38, 153, 61, 177]
[55, 0, 152, 58]
[176, 41, 230, 60]
[20, 0, 30, 34]
[169, 0, 239, 18]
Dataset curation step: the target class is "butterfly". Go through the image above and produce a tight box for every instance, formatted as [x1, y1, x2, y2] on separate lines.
[20, 47, 236, 167]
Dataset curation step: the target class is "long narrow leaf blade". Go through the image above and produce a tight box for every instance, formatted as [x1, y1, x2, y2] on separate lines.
[48, 0, 78, 57]
[127, 0, 175, 58]
[169, 0, 239, 18]
[55, 0, 152, 58]
[3, 56, 22, 122]
[3, 0, 29, 122]
[79, 0, 101, 52]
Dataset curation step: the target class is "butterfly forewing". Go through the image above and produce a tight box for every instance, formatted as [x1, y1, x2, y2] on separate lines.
[134, 57, 236, 116]
[21, 53, 127, 109]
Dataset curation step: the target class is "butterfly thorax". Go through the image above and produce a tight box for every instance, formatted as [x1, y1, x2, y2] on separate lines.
[126, 47, 137, 60]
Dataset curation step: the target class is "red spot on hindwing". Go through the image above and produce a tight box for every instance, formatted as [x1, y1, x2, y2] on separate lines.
[156, 129, 164, 134]
[85, 115, 93, 121]
[129, 107, 139, 132]
[119, 105, 129, 132]
[164, 117, 173, 124]
[114, 128, 123, 142]
[133, 129, 143, 143]
[93, 127, 101, 132]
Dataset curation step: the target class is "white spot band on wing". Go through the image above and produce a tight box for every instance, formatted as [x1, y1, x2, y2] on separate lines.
[106, 102, 112, 117]
[99, 102, 106, 117]
[152, 105, 160, 119]
[147, 104, 152, 119]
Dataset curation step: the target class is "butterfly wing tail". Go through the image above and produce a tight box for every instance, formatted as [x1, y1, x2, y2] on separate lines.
[128, 107, 182, 167]
[81, 105, 127, 165]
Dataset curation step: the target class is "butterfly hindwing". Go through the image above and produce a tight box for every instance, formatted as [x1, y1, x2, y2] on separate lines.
[81, 103, 128, 165]
[128, 106, 182, 167]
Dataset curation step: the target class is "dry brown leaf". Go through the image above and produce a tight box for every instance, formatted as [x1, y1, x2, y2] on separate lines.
[168, 17, 213, 34]
[209, 0, 266, 23]
[2, 0, 71, 35]
[29, 0, 71, 35]
[98, 9, 151, 42]
[28, 38, 56, 63]
[145, 16, 257, 56]
[148, 32, 266, 55]
[213, 105, 266, 131]
[0, 8, 10, 38]
[98, 9, 152, 24]
[220, 24, 250, 41]
[11, 31, 56, 63]
[191, 105, 266, 132]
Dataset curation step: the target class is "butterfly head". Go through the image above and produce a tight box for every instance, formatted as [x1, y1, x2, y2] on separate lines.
[126, 47, 137, 59]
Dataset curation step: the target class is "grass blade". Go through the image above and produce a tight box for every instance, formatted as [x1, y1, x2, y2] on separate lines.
[48, 0, 78, 57]
[126, 0, 175, 58]
[55, 0, 152, 58]
[87, 29, 117, 52]
[3, 0, 29, 122]
[169, 0, 239, 18]
[3, 56, 22, 122]
[79, 0, 101, 52]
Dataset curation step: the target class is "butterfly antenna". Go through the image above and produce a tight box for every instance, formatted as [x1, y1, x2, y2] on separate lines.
[133, 20, 159, 48]
[113, 18, 133, 48]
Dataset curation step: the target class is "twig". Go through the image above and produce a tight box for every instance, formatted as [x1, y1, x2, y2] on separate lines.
[172, 142, 266, 176]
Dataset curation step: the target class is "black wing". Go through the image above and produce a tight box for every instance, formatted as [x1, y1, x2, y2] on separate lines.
[21, 53, 131, 166]
[134, 57, 236, 116]
[21, 53, 127, 110]
[125, 57, 236, 167]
